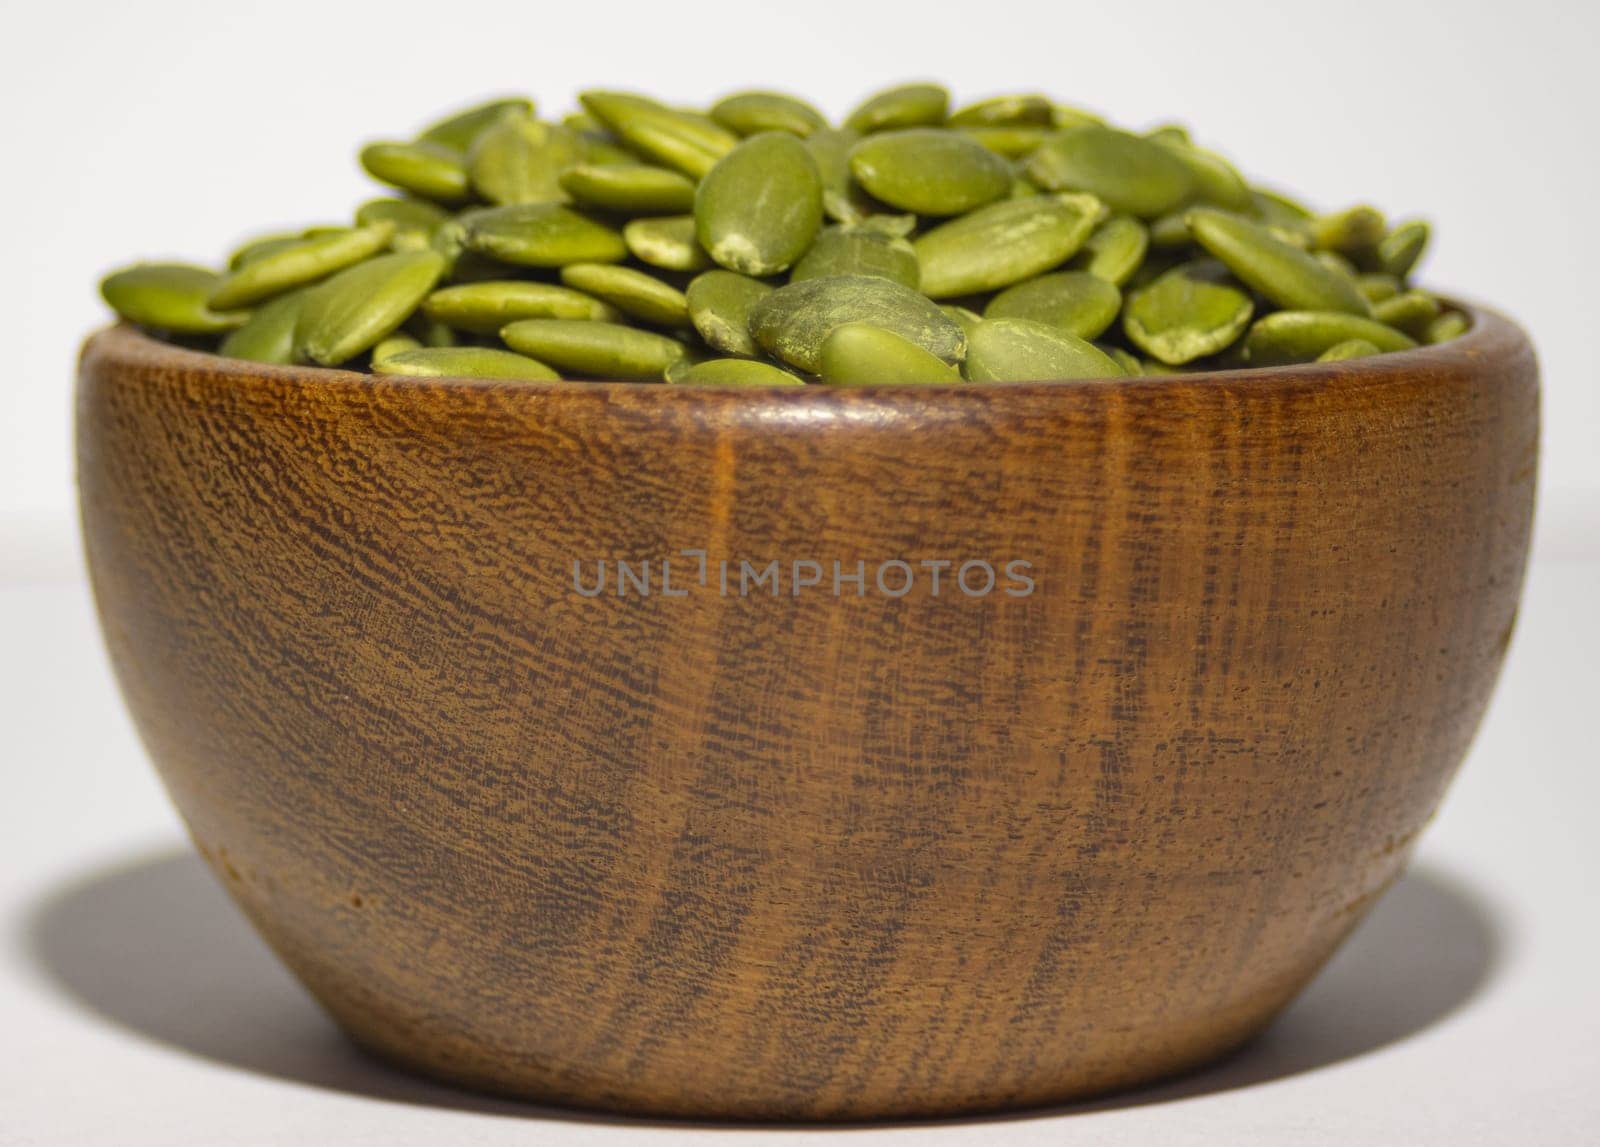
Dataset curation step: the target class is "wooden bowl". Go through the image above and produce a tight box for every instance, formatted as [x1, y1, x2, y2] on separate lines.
[76, 310, 1537, 1121]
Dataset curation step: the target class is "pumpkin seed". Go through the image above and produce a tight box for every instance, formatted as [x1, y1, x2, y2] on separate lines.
[372, 345, 560, 381]
[624, 214, 713, 271]
[695, 132, 823, 276]
[1372, 289, 1441, 337]
[941, 304, 984, 342]
[674, 358, 805, 386]
[559, 263, 690, 327]
[359, 141, 470, 203]
[1311, 205, 1387, 256]
[710, 91, 827, 138]
[1240, 310, 1418, 365]
[467, 113, 577, 206]
[579, 91, 738, 178]
[848, 129, 1012, 216]
[418, 97, 534, 151]
[558, 163, 697, 214]
[984, 271, 1122, 340]
[228, 232, 304, 270]
[914, 193, 1104, 298]
[685, 270, 773, 357]
[749, 274, 965, 373]
[1426, 310, 1470, 344]
[948, 93, 1052, 128]
[370, 332, 423, 364]
[964, 317, 1124, 381]
[818, 322, 963, 385]
[1123, 260, 1254, 365]
[295, 250, 446, 365]
[958, 126, 1053, 158]
[1026, 127, 1196, 219]
[101, 264, 247, 334]
[1356, 271, 1403, 303]
[1068, 214, 1149, 284]
[423, 280, 620, 333]
[463, 203, 627, 266]
[355, 198, 449, 249]
[1188, 208, 1372, 315]
[789, 225, 919, 289]
[1380, 220, 1430, 279]
[501, 318, 684, 379]
[1156, 140, 1252, 211]
[208, 222, 396, 310]
[218, 287, 311, 364]
[1316, 338, 1381, 362]
[845, 83, 949, 133]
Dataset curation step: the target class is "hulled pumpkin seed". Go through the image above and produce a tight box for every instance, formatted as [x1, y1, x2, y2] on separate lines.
[1380, 220, 1430, 278]
[1123, 261, 1254, 365]
[1316, 338, 1382, 362]
[710, 91, 827, 138]
[914, 193, 1104, 298]
[1068, 214, 1149, 285]
[1311, 205, 1387, 256]
[1426, 311, 1470, 344]
[370, 333, 423, 364]
[845, 83, 949, 134]
[624, 215, 713, 271]
[501, 318, 684, 379]
[418, 97, 534, 152]
[1371, 289, 1441, 338]
[208, 222, 396, 310]
[295, 250, 446, 365]
[228, 232, 304, 270]
[959, 126, 1053, 159]
[463, 203, 627, 266]
[695, 132, 823, 276]
[847, 129, 1012, 216]
[356, 198, 450, 248]
[674, 358, 805, 386]
[1356, 272, 1403, 304]
[789, 225, 920, 289]
[818, 323, 963, 385]
[558, 163, 697, 215]
[1240, 310, 1418, 365]
[749, 274, 965, 372]
[984, 271, 1122, 340]
[941, 304, 984, 342]
[559, 263, 690, 327]
[579, 91, 738, 179]
[423, 280, 621, 333]
[359, 141, 471, 203]
[218, 287, 311, 364]
[1188, 208, 1371, 315]
[964, 317, 1124, 381]
[948, 93, 1053, 128]
[372, 345, 560, 381]
[467, 114, 578, 206]
[1026, 127, 1196, 219]
[685, 269, 773, 357]
[101, 264, 247, 334]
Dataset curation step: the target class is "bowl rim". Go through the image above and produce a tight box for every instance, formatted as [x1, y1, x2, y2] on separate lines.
[82, 299, 1531, 404]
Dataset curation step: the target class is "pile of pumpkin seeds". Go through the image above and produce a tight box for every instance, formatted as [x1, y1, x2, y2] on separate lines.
[99, 84, 1468, 385]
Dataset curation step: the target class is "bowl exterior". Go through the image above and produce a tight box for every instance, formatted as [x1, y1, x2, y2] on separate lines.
[76, 318, 1537, 1120]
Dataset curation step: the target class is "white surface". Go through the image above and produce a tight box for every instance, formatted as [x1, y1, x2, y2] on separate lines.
[3, 523, 1598, 1145]
[1, 0, 1599, 522]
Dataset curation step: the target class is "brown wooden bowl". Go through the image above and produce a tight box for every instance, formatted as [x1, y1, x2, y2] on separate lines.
[76, 308, 1537, 1121]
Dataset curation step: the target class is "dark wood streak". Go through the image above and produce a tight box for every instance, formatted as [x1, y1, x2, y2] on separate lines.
[77, 310, 1537, 1120]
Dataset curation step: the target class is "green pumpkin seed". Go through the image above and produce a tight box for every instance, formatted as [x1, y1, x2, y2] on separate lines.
[1356, 272, 1403, 303]
[749, 274, 965, 372]
[405, 312, 458, 347]
[818, 322, 963, 385]
[847, 128, 1012, 216]
[1123, 261, 1254, 365]
[1147, 211, 1193, 250]
[218, 287, 311, 364]
[941, 304, 984, 342]
[1188, 208, 1371, 315]
[462, 203, 627, 267]
[500, 319, 683, 379]
[1316, 338, 1382, 362]
[558, 163, 697, 214]
[372, 345, 560, 381]
[674, 358, 805, 386]
[208, 222, 395, 310]
[355, 197, 449, 247]
[467, 114, 578, 206]
[964, 317, 1124, 381]
[1155, 140, 1252, 211]
[418, 97, 534, 152]
[1026, 127, 1196, 219]
[1372, 289, 1441, 337]
[1380, 220, 1430, 279]
[685, 269, 773, 357]
[579, 91, 738, 179]
[295, 250, 446, 365]
[1068, 214, 1149, 285]
[695, 132, 823, 276]
[1426, 310, 1470, 344]
[710, 91, 827, 138]
[1315, 250, 1360, 279]
[845, 83, 949, 133]
[101, 264, 247, 334]
[1052, 105, 1106, 130]
[559, 263, 689, 327]
[1251, 187, 1314, 226]
[1240, 310, 1418, 365]
[370, 332, 423, 364]
[423, 280, 620, 333]
[1311, 205, 1387, 255]
[984, 271, 1122, 340]
[803, 128, 870, 223]
[789, 225, 919, 289]
[624, 215, 714, 271]
[948, 93, 1052, 128]
[359, 141, 470, 203]
[1106, 346, 1143, 375]
[913, 192, 1104, 298]
[228, 232, 303, 270]
[958, 126, 1053, 158]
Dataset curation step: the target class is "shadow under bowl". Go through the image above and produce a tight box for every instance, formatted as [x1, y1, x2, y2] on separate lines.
[75, 309, 1537, 1120]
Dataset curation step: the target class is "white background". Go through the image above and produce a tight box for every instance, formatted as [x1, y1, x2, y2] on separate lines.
[2, 0, 1597, 1142]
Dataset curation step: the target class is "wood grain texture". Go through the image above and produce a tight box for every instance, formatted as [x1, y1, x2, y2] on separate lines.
[76, 311, 1537, 1121]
